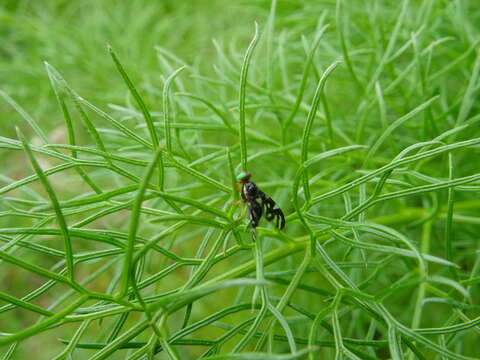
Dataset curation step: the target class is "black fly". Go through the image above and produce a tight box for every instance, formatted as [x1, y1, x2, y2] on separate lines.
[236, 172, 285, 230]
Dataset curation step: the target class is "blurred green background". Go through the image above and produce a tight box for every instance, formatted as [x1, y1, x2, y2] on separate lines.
[0, 0, 258, 135]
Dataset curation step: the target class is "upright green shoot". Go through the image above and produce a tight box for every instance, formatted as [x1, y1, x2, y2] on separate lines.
[239, 22, 260, 171]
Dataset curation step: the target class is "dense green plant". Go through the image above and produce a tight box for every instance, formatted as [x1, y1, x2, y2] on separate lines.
[1, 0, 480, 359]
